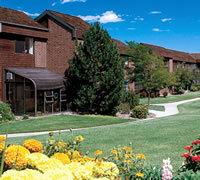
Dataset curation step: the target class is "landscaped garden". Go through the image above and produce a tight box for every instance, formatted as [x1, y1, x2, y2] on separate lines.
[1, 24, 200, 179]
[3, 99, 200, 175]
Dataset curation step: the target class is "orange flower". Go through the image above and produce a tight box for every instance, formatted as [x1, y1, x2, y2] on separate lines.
[23, 139, 43, 153]
[136, 153, 146, 160]
[4, 145, 30, 169]
[94, 150, 103, 156]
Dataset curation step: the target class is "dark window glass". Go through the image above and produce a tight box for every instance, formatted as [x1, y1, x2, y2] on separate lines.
[15, 40, 25, 53]
[15, 38, 34, 54]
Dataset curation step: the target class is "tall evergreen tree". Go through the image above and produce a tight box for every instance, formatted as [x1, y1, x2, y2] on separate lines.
[67, 23, 124, 115]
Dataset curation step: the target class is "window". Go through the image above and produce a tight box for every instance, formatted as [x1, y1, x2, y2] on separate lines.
[15, 38, 34, 54]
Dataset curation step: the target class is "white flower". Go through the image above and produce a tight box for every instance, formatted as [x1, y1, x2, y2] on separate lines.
[162, 158, 173, 180]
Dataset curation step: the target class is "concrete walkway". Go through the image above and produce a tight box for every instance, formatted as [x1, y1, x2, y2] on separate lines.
[6, 97, 200, 138]
[149, 97, 200, 118]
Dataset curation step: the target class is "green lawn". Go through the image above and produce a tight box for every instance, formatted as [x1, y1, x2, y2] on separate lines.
[149, 105, 165, 111]
[140, 91, 200, 104]
[7, 100, 200, 171]
[0, 115, 131, 134]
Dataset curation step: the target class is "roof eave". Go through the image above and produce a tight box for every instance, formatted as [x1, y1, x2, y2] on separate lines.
[0, 21, 49, 32]
[35, 10, 76, 38]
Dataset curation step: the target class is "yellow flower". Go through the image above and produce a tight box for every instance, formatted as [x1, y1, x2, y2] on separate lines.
[27, 153, 49, 167]
[51, 153, 71, 164]
[74, 135, 85, 143]
[0, 135, 6, 142]
[122, 146, 132, 153]
[136, 153, 146, 160]
[36, 158, 64, 172]
[124, 153, 132, 159]
[94, 150, 103, 156]
[111, 149, 118, 155]
[136, 172, 144, 178]
[0, 169, 45, 180]
[72, 150, 82, 159]
[0, 142, 5, 152]
[23, 139, 43, 153]
[65, 162, 93, 179]
[55, 141, 67, 149]
[44, 168, 74, 180]
[4, 145, 30, 169]
[93, 161, 119, 178]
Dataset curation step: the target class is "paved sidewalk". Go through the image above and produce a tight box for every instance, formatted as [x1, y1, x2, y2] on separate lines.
[149, 97, 200, 118]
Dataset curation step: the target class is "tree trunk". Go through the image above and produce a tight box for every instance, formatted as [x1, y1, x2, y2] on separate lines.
[147, 91, 151, 106]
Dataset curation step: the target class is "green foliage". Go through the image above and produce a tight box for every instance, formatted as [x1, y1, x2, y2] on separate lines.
[143, 166, 162, 180]
[174, 67, 194, 91]
[117, 103, 130, 114]
[44, 132, 84, 157]
[127, 42, 171, 104]
[121, 91, 140, 109]
[174, 171, 200, 180]
[191, 84, 200, 92]
[67, 23, 124, 115]
[0, 103, 15, 123]
[131, 105, 148, 119]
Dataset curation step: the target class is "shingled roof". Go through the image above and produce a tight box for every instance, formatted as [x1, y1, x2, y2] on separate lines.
[112, 39, 128, 55]
[0, 6, 47, 30]
[36, 10, 90, 39]
[36, 10, 128, 55]
[142, 43, 197, 63]
[49, 10, 91, 39]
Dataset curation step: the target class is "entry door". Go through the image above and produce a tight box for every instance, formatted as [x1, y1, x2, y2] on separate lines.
[6, 83, 24, 114]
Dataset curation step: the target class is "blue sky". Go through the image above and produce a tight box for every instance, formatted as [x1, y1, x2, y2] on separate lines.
[1, 0, 200, 52]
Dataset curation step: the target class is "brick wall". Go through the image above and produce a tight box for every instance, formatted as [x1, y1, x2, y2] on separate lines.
[45, 18, 75, 75]
[0, 36, 40, 100]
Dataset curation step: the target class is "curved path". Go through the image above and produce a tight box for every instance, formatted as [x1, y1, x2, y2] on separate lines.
[149, 97, 200, 118]
[6, 97, 200, 138]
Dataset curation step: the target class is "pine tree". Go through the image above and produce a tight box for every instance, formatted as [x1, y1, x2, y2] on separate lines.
[67, 23, 124, 115]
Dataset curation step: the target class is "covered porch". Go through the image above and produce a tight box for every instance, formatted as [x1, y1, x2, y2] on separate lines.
[4, 67, 67, 116]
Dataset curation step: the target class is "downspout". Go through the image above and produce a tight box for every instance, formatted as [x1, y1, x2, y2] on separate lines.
[0, 23, 2, 33]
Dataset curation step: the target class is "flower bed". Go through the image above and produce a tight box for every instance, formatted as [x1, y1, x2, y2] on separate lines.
[0, 134, 146, 180]
[1, 134, 200, 179]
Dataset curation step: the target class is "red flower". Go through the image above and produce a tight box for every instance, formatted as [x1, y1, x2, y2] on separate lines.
[184, 146, 193, 151]
[192, 156, 200, 162]
[181, 153, 190, 158]
[192, 140, 200, 145]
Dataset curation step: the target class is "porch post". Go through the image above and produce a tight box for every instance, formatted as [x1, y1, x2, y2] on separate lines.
[34, 89, 37, 116]
[60, 89, 62, 112]
[23, 78, 26, 114]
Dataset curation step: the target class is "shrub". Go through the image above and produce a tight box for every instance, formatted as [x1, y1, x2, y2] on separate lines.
[0, 103, 15, 123]
[131, 105, 148, 119]
[121, 91, 139, 109]
[191, 84, 200, 92]
[180, 135, 200, 173]
[163, 91, 168, 98]
[117, 103, 130, 114]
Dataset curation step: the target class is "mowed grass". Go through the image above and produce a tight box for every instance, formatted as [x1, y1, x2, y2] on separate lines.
[0, 115, 131, 134]
[7, 100, 200, 170]
[140, 91, 200, 104]
[149, 105, 165, 111]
